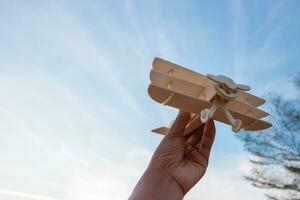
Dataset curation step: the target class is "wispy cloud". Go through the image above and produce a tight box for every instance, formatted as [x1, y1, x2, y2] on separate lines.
[0, 190, 60, 200]
[187, 153, 265, 200]
[232, 0, 247, 83]
[0, 1, 299, 200]
[231, 0, 296, 97]
[0, 70, 151, 199]
[0, 0, 146, 119]
[60, 12, 146, 118]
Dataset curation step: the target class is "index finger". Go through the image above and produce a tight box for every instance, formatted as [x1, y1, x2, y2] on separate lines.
[167, 110, 191, 136]
[198, 119, 216, 159]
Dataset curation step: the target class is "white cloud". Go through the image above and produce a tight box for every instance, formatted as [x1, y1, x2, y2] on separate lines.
[64, 151, 266, 200]
[187, 153, 265, 200]
[0, 71, 268, 200]
[231, 0, 291, 85]
[0, 1, 290, 200]
[0, 70, 152, 199]
[0, 0, 145, 119]
[231, 0, 247, 83]
[257, 75, 297, 99]
[0, 190, 60, 200]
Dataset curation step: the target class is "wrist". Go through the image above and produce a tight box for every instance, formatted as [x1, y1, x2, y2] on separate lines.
[129, 165, 184, 200]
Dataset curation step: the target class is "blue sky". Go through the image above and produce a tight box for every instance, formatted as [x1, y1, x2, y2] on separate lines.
[0, 0, 299, 199]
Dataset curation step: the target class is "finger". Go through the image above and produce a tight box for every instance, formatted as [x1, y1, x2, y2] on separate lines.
[198, 119, 216, 159]
[190, 150, 208, 169]
[186, 124, 204, 146]
[184, 125, 204, 157]
[185, 145, 197, 157]
[167, 110, 190, 136]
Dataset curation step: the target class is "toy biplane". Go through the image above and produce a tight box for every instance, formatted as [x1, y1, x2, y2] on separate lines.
[148, 57, 272, 135]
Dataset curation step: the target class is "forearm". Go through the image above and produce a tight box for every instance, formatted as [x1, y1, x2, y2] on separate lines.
[129, 165, 183, 200]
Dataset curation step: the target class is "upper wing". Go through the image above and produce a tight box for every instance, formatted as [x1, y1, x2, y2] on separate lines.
[153, 57, 266, 107]
[153, 57, 208, 86]
[150, 69, 206, 100]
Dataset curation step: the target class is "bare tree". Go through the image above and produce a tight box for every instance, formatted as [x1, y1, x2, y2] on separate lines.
[238, 74, 300, 200]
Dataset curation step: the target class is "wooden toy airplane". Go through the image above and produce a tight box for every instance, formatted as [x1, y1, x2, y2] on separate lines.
[148, 57, 272, 135]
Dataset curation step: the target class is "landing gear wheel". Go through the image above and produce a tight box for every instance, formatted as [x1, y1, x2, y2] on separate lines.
[201, 108, 210, 123]
[232, 119, 242, 133]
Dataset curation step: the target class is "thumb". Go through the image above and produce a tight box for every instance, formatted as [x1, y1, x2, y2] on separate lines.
[168, 110, 191, 136]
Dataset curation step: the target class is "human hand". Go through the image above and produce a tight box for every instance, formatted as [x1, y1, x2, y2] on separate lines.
[129, 110, 216, 200]
[150, 110, 216, 194]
